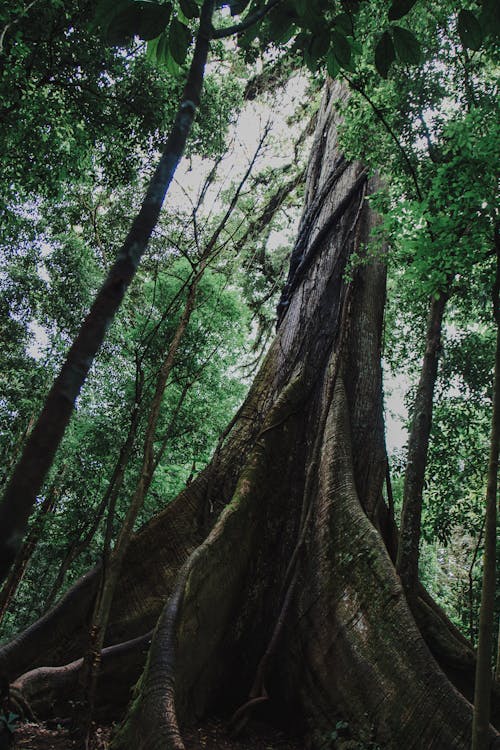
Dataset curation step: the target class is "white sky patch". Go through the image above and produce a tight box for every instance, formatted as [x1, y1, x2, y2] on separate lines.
[27, 320, 49, 360]
[383, 352, 409, 453]
[384, 374, 408, 453]
[168, 72, 309, 218]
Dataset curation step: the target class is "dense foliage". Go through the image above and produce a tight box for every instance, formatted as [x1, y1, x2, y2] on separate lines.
[0, 4, 499, 742]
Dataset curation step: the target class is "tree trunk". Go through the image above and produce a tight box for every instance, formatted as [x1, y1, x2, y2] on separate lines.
[1, 80, 499, 750]
[396, 290, 448, 601]
[107, 81, 497, 749]
[76, 265, 205, 744]
[42, 389, 142, 614]
[0, 466, 65, 626]
[0, 0, 215, 583]
[472, 227, 500, 749]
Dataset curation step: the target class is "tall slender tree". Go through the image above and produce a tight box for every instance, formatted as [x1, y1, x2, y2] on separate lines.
[472, 224, 500, 750]
[0, 0, 215, 580]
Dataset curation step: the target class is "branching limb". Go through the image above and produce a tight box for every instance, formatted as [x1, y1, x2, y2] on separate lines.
[211, 0, 284, 40]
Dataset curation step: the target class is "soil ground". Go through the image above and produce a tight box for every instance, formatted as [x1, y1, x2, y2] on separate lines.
[12, 718, 306, 749]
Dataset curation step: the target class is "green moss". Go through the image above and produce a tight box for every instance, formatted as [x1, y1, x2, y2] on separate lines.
[110, 655, 149, 750]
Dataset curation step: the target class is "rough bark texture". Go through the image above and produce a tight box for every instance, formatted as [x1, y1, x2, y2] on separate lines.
[11, 632, 153, 722]
[1, 80, 499, 750]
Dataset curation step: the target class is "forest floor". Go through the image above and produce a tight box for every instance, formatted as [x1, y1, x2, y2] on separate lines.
[12, 718, 307, 749]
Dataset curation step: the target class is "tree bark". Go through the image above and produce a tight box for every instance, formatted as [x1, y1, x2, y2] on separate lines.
[472, 227, 500, 749]
[0, 0, 215, 583]
[0, 466, 65, 626]
[396, 290, 448, 601]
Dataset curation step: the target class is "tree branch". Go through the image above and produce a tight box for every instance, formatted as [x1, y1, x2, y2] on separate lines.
[211, 0, 284, 40]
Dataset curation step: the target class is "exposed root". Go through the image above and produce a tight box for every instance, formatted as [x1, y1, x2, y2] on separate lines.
[8, 686, 35, 722]
[112, 371, 308, 750]
[228, 694, 269, 737]
[11, 631, 152, 722]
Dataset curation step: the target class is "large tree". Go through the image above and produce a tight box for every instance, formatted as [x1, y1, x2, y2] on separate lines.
[1, 79, 498, 749]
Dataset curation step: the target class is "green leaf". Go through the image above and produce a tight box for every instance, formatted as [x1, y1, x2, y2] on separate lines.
[457, 9, 483, 51]
[310, 31, 330, 61]
[479, 0, 500, 38]
[151, 29, 180, 72]
[326, 48, 340, 79]
[147, 30, 172, 64]
[238, 23, 259, 48]
[388, 0, 418, 21]
[179, 0, 199, 19]
[156, 30, 171, 61]
[333, 13, 353, 36]
[392, 26, 421, 64]
[135, 1, 172, 41]
[103, 1, 171, 44]
[268, 7, 296, 43]
[274, 19, 296, 44]
[169, 17, 192, 64]
[297, 6, 323, 35]
[293, 0, 308, 17]
[146, 34, 161, 59]
[105, 3, 138, 45]
[375, 30, 395, 78]
[92, 0, 129, 31]
[164, 44, 181, 74]
[303, 37, 319, 72]
[330, 29, 351, 68]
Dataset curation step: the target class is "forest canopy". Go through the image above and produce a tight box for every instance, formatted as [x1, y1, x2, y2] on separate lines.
[0, 1, 499, 749]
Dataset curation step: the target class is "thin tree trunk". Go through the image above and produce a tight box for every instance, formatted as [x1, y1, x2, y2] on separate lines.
[396, 290, 448, 601]
[0, 465, 65, 626]
[0, 414, 34, 488]
[469, 519, 485, 644]
[234, 166, 306, 258]
[42, 389, 142, 613]
[496, 624, 500, 682]
[76, 126, 268, 742]
[472, 228, 500, 749]
[0, 0, 215, 583]
[76, 276, 201, 744]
